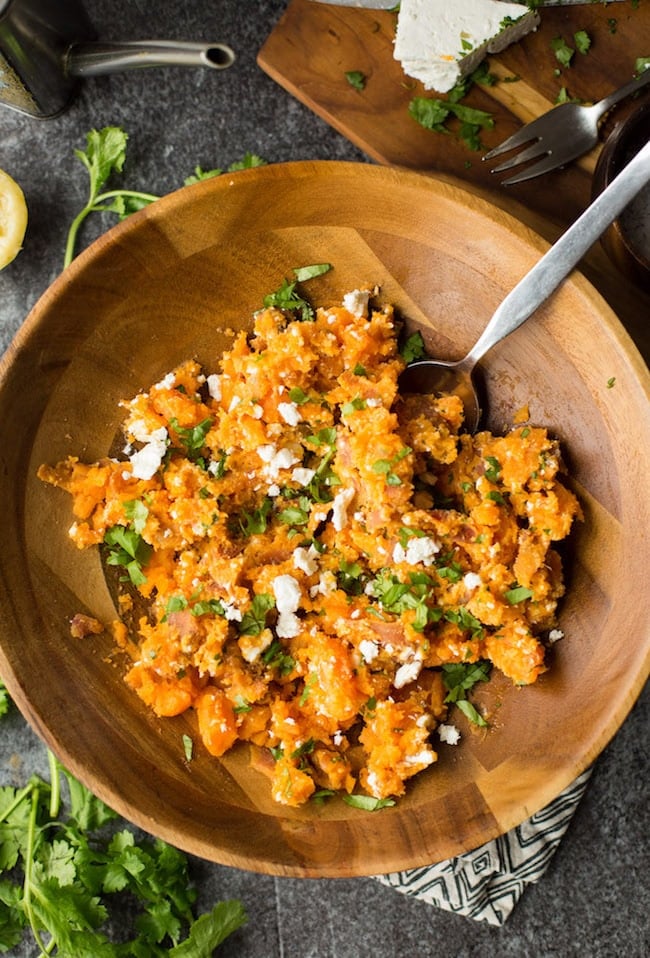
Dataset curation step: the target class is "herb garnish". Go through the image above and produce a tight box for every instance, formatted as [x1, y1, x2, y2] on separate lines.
[263, 264, 332, 321]
[104, 524, 152, 587]
[0, 735, 246, 954]
[65, 127, 267, 268]
[239, 594, 275, 636]
[442, 660, 491, 726]
[345, 70, 367, 91]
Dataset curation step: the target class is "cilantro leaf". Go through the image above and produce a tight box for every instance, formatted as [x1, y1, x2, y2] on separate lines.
[504, 585, 534, 605]
[342, 795, 396, 811]
[73, 127, 128, 202]
[442, 660, 490, 726]
[293, 263, 332, 282]
[0, 679, 11, 718]
[168, 900, 247, 956]
[169, 418, 213, 461]
[399, 330, 427, 364]
[551, 36, 575, 69]
[104, 524, 152, 587]
[239, 594, 275, 636]
[345, 70, 366, 91]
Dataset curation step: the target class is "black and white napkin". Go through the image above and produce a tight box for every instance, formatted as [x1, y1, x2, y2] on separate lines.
[374, 769, 592, 926]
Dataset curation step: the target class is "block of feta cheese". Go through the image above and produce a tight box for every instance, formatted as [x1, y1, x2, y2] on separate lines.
[394, 0, 540, 94]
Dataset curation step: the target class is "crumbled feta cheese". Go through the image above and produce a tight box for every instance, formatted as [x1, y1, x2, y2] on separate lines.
[393, 658, 422, 689]
[223, 602, 242, 623]
[293, 545, 319, 576]
[463, 572, 482, 591]
[359, 638, 380, 663]
[331, 486, 355, 531]
[128, 428, 168, 480]
[127, 419, 164, 444]
[206, 373, 221, 401]
[438, 723, 461, 745]
[239, 629, 273, 664]
[393, 535, 440, 566]
[251, 403, 264, 419]
[405, 749, 435, 766]
[269, 447, 301, 477]
[277, 401, 302, 427]
[228, 395, 241, 412]
[272, 574, 302, 639]
[153, 372, 176, 391]
[342, 288, 370, 318]
[548, 628, 564, 644]
[291, 467, 316, 487]
[310, 571, 337, 598]
[267, 483, 281, 497]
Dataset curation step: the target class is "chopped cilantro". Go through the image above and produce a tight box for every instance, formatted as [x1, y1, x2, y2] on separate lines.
[306, 426, 337, 447]
[123, 498, 148, 534]
[574, 30, 591, 56]
[444, 606, 483, 638]
[341, 396, 367, 415]
[191, 598, 226, 617]
[278, 498, 311, 527]
[399, 330, 427, 364]
[104, 524, 152, 587]
[239, 594, 275, 636]
[551, 36, 575, 69]
[345, 70, 366, 91]
[442, 660, 490, 726]
[342, 794, 396, 811]
[263, 264, 331, 322]
[169, 417, 213, 460]
[504, 585, 534, 605]
[484, 456, 502, 483]
[288, 386, 312, 404]
[261, 640, 296, 676]
[239, 497, 273, 536]
[182, 734, 193, 761]
[409, 95, 495, 151]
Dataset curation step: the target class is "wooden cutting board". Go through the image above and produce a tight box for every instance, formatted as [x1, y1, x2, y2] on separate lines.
[259, 0, 650, 355]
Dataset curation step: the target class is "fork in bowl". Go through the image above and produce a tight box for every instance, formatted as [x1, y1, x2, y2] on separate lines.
[483, 68, 650, 185]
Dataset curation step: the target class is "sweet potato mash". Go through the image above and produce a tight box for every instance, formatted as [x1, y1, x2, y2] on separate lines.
[39, 288, 581, 807]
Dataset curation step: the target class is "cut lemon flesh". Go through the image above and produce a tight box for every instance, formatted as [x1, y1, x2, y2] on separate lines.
[0, 168, 28, 270]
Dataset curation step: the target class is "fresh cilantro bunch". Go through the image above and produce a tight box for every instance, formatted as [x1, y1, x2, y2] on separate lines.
[0, 746, 246, 956]
[64, 127, 267, 268]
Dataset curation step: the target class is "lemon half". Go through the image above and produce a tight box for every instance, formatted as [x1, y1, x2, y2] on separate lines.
[0, 168, 28, 270]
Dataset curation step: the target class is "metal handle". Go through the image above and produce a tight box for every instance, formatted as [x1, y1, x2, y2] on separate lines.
[593, 66, 650, 121]
[467, 138, 650, 365]
[66, 40, 235, 77]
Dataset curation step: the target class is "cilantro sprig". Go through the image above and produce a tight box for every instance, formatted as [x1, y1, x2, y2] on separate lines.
[65, 127, 267, 269]
[0, 742, 246, 955]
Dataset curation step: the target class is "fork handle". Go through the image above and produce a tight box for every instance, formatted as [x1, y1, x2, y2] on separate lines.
[592, 66, 650, 120]
[467, 139, 650, 366]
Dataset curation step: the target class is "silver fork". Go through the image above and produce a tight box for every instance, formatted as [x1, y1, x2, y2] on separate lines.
[483, 68, 650, 185]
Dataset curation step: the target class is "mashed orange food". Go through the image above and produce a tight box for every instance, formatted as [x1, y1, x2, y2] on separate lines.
[39, 289, 581, 807]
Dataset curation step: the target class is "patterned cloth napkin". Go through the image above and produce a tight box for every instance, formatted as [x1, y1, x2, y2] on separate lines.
[373, 768, 592, 926]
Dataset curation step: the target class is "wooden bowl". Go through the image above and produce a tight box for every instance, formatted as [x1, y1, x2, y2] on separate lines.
[593, 93, 650, 292]
[0, 162, 648, 877]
